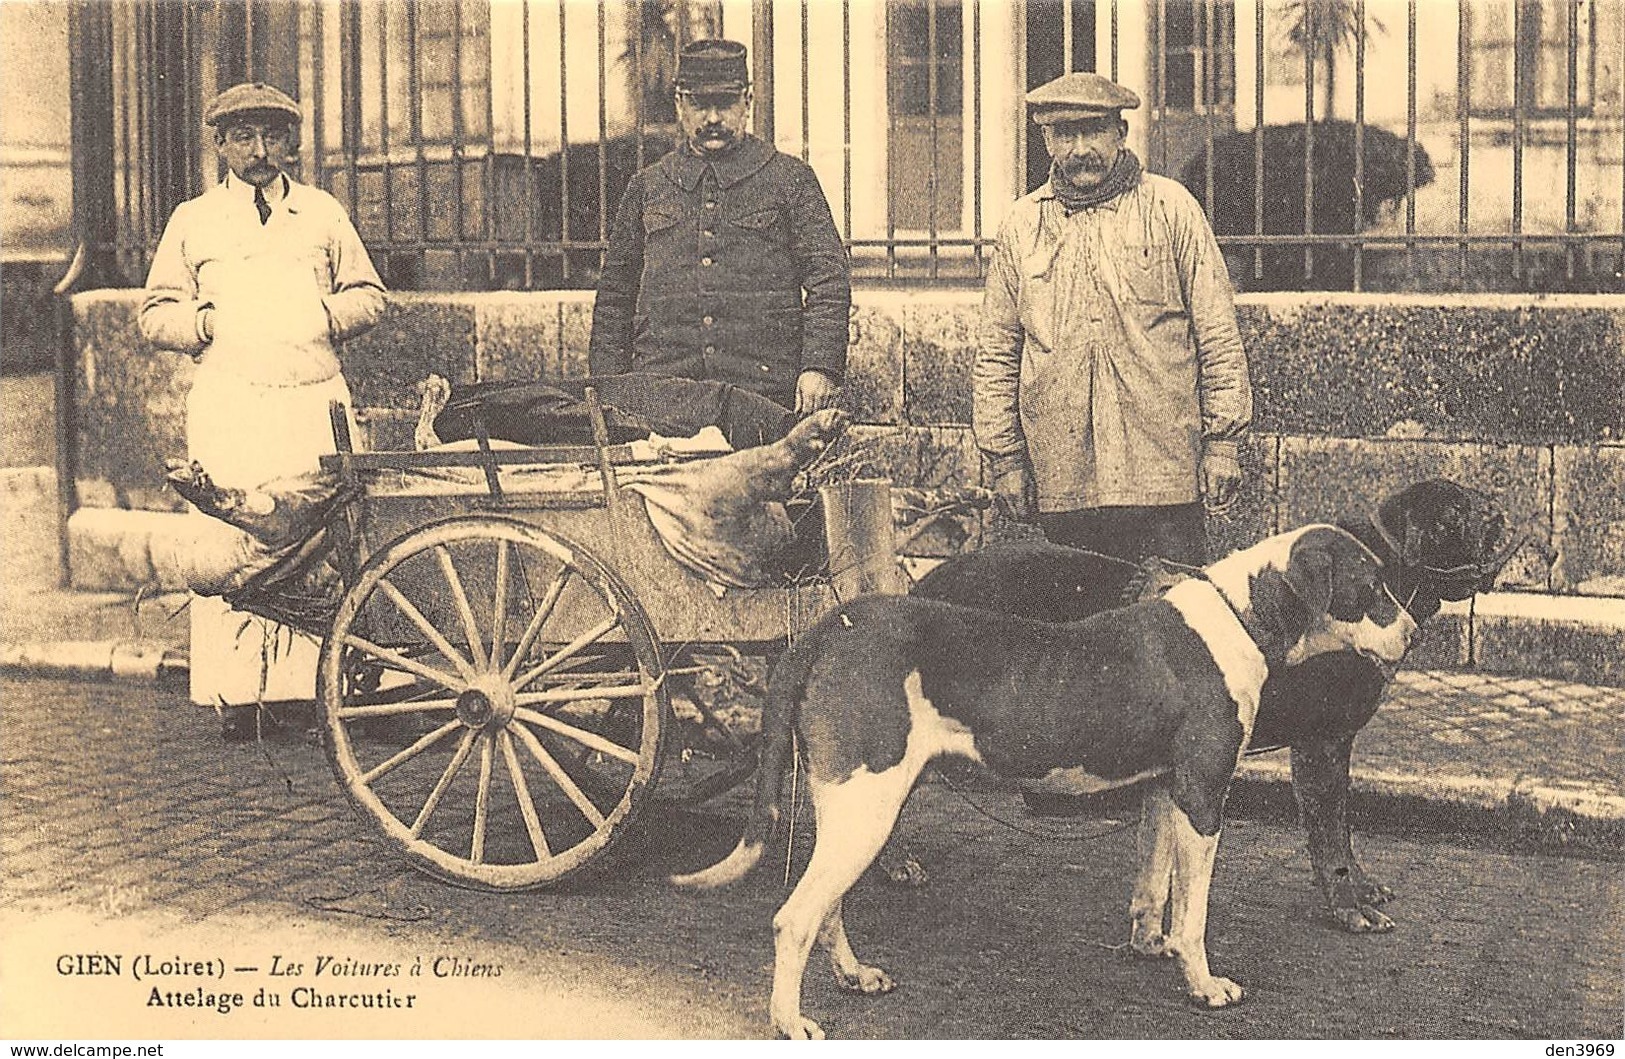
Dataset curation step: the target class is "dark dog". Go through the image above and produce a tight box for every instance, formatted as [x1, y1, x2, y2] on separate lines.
[911, 478, 1512, 932]
[674, 525, 1417, 1038]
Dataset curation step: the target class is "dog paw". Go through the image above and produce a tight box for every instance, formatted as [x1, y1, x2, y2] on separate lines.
[837, 965, 895, 996]
[1352, 871, 1395, 907]
[1129, 930, 1172, 959]
[880, 855, 929, 888]
[1188, 976, 1245, 1008]
[775, 1015, 827, 1040]
[1331, 903, 1395, 934]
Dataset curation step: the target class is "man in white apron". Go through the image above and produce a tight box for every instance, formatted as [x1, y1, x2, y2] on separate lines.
[140, 82, 386, 740]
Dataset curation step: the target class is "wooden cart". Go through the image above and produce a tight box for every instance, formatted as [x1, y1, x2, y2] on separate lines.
[300, 396, 885, 892]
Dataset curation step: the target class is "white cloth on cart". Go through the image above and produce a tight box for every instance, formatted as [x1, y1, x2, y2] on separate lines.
[185, 364, 357, 707]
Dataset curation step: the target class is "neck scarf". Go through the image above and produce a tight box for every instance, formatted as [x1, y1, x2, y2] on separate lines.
[1050, 148, 1142, 213]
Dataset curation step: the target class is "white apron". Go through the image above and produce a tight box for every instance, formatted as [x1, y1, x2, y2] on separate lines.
[186, 362, 358, 707]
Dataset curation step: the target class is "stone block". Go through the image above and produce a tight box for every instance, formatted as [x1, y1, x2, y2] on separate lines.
[355, 408, 418, 454]
[1278, 436, 1552, 590]
[1406, 608, 1470, 669]
[342, 295, 479, 410]
[73, 290, 190, 508]
[67, 507, 189, 592]
[1474, 603, 1625, 687]
[844, 300, 903, 425]
[900, 294, 979, 426]
[1206, 433, 1280, 559]
[1552, 444, 1625, 596]
[476, 296, 564, 382]
[1238, 296, 1625, 444]
[558, 297, 594, 379]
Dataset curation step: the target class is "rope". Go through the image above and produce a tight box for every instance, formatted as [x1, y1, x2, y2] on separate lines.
[935, 768, 1139, 843]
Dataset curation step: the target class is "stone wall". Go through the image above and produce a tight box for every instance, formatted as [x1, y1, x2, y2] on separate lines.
[70, 288, 1625, 594]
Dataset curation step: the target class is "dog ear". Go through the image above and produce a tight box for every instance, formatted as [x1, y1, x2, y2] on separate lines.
[1283, 538, 1334, 617]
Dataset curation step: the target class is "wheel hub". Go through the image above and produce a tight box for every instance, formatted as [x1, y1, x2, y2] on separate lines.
[455, 677, 516, 729]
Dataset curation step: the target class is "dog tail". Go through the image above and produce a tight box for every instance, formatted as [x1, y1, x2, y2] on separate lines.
[669, 628, 816, 890]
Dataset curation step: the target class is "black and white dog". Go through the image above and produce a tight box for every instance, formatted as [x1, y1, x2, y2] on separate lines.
[674, 524, 1417, 1038]
[911, 478, 1512, 932]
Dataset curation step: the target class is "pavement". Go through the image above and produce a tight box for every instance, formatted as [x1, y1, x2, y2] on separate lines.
[1, 463, 1621, 859]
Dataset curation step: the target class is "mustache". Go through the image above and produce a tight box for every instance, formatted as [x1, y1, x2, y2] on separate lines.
[696, 125, 735, 138]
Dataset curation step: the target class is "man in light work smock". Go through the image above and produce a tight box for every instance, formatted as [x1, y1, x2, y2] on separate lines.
[589, 39, 850, 426]
[975, 72, 1251, 567]
[141, 82, 386, 740]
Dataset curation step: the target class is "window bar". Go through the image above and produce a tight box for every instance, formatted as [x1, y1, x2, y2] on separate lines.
[1405, 0, 1416, 286]
[843, 0, 852, 245]
[379, 2, 394, 253]
[558, 0, 572, 283]
[598, 0, 610, 278]
[800, 0, 810, 164]
[485, 2, 499, 288]
[1620, 0, 1624, 280]
[631, 0, 645, 173]
[1253, 0, 1263, 281]
[408, 0, 427, 257]
[885, 0, 896, 279]
[1565, 0, 1579, 284]
[311, 0, 325, 194]
[132, 3, 147, 259]
[452, 0, 469, 287]
[245, 0, 255, 80]
[344, 0, 363, 233]
[1352, 0, 1365, 291]
[1511, 0, 1524, 281]
[1203, 0, 1216, 224]
[1303, 0, 1315, 283]
[1063, 0, 1074, 70]
[972, 0, 983, 273]
[1110, 0, 1118, 82]
[1154, 0, 1166, 172]
[928, 0, 941, 278]
[522, 0, 534, 288]
[1457, 0, 1470, 287]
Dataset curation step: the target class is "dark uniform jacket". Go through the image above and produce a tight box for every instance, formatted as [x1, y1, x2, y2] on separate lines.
[589, 135, 851, 408]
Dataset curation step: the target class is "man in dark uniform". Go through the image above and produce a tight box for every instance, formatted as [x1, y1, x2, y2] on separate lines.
[589, 39, 850, 419]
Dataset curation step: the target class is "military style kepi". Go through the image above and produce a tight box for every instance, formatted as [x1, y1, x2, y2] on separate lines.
[674, 39, 750, 90]
[203, 82, 302, 128]
[1026, 72, 1141, 125]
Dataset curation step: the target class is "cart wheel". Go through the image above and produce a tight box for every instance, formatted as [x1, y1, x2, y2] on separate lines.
[318, 515, 666, 890]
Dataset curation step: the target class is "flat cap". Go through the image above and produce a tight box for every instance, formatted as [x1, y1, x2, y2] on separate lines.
[1026, 72, 1140, 124]
[674, 39, 750, 90]
[204, 82, 301, 127]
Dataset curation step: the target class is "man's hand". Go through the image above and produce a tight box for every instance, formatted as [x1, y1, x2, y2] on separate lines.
[795, 370, 841, 415]
[988, 454, 1037, 522]
[1201, 448, 1243, 515]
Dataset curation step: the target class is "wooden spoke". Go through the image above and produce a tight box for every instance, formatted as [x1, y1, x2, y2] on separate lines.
[532, 669, 646, 687]
[513, 682, 655, 706]
[513, 615, 621, 690]
[503, 566, 572, 681]
[337, 631, 466, 695]
[498, 730, 551, 859]
[319, 515, 668, 890]
[511, 722, 607, 828]
[514, 706, 640, 766]
[435, 544, 489, 669]
[489, 538, 511, 671]
[338, 696, 460, 719]
[410, 729, 478, 838]
[471, 733, 494, 865]
[360, 719, 463, 785]
[376, 579, 477, 681]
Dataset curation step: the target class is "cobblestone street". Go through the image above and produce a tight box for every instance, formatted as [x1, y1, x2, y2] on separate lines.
[3, 674, 1621, 1040]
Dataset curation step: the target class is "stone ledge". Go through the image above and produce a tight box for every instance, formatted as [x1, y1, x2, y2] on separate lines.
[63, 507, 1625, 687]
